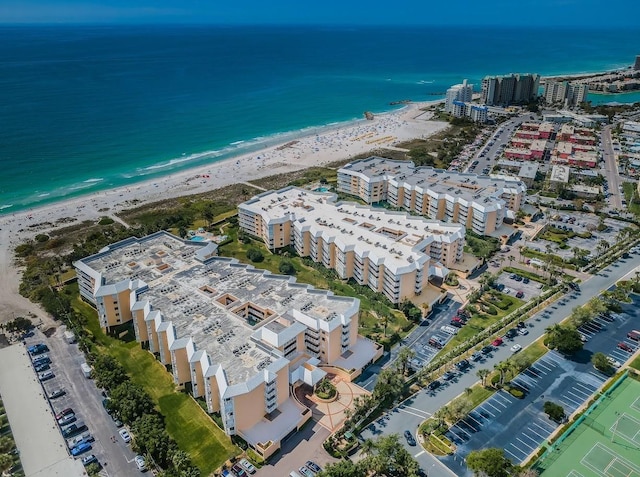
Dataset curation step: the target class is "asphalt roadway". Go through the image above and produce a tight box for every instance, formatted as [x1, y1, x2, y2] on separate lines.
[602, 124, 623, 210]
[359, 251, 640, 477]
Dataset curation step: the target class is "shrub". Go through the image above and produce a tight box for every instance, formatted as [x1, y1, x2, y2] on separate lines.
[35, 233, 50, 243]
[278, 260, 295, 275]
[509, 388, 524, 399]
[246, 248, 264, 263]
[98, 217, 115, 225]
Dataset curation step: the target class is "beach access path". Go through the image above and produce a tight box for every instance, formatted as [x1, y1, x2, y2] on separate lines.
[0, 100, 447, 327]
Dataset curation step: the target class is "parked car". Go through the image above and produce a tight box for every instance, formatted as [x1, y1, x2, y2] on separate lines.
[428, 380, 441, 391]
[81, 454, 98, 467]
[231, 463, 248, 477]
[523, 278, 530, 284]
[492, 337, 503, 346]
[32, 354, 51, 365]
[56, 408, 74, 420]
[119, 428, 132, 444]
[35, 362, 50, 373]
[450, 320, 464, 328]
[607, 357, 621, 369]
[68, 432, 94, 449]
[62, 421, 86, 438]
[58, 414, 77, 426]
[516, 291, 524, 299]
[306, 461, 322, 474]
[240, 458, 257, 474]
[443, 371, 456, 381]
[511, 344, 522, 353]
[28, 343, 49, 355]
[504, 329, 517, 339]
[628, 330, 640, 341]
[471, 352, 483, 362]
[48, 388, 66, 399]
[70, 442, 92, 456]
[134, 455, 147, 472]
[455, 359, 470, 371]
[298, 466, 314, 477]
[517, 321, 526, 329]
[518, 328, 529, 336]
[404, 430, 417, 446]
[618, 342, 633, 352]
[38, 370, 54, 381]
[481, 345, 494, 355]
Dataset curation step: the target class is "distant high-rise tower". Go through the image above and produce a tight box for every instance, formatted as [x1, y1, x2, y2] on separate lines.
[481, 73, 539, 106]
[445, 79, 473, 113]
[544, 80, 588, 107]
[634, 55, 640, 70]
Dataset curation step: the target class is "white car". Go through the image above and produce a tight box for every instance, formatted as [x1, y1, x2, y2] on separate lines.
[510, 344, 522, 353]
[503, 288, 512, 294]
[134, 455, 146, 471]
[607, 357, 621, 368]
[517, 328, 529, 336]
[441, 325, 458, 335]
[118, 428, 131, 444]
[239, 458, 256, 474]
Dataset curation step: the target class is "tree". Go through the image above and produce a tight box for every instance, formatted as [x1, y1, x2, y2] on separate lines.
[131, 414, 176, 468]
[109, 381, 156, 424]
[597, 239, 610, 255]
[494, 361, 510, 386]
[592, 352, 613, 374]
[0, 453, 13, 474]
[373, 368, 404, 403]
[278, 260, 296, 275]
[476, 368, 491, 387]
[466, 448, 514, 477]
[544, 325, 583, 355]
[0, 436, 13, 454]
[246, 248, 264, 263]
[92, 354, 129, 390]
[317, 459, 361, 477]
[359, 434, 421, 477]
[543, 401, 565, 423]
[396, 347, 416, 376]
[508, 255, 515, 267]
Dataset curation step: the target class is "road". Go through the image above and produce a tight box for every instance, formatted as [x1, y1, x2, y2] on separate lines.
[466, 114, 532, 174]
[359, 251, 640, 477]
[601, 124, 623, 210]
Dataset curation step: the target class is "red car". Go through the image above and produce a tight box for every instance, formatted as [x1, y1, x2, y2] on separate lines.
[56, 408, 74, 420]
[492, 337, 503, 346]
[618, 342, 633, 352]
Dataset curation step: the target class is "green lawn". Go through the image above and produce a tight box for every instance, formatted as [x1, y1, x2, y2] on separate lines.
[630, 354, 640, 371]
[437, 291, 523, 356]
[622, 182, 640, 215]
[502, 266, 548, 285]
[73, 298, 239, 474]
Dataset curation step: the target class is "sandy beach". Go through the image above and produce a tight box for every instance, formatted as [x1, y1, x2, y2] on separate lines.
[0, 101, 447, 324]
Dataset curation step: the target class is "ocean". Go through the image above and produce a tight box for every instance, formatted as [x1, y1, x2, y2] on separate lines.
[1, 24, 639, 214]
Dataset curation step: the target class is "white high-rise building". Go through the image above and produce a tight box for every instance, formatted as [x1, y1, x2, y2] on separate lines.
[445, 79, 473, 113]
[544, 81, 588, 108]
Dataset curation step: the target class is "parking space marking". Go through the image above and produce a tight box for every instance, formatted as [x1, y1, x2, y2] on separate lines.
[414, 450, 425, 458]
[515, 437, 536, 451]
[519, 432, 540, 446]
[563, 393, 582, 406]
[482, 402, 502, 417]
[464, 415, 482, 429]
[573, 381, 596, 392]
[399, 408, 430, 419]
[490, 398, 508, 409]
[532, 420, 555, 433]
[526, 424, 548, 440]
[534, 360, 554, 372]
[484, 402, 502, 414]
[403, 406, 431, 416]
[494, 393, 513, 404]
[587, 372, 607, 383]
[567, 389, 589, 401]
[504, 446, 523, 461]
[525, 368, 541, 379]
[559, 398, 577, 410]
[451, 424, 471, 438]
[477, 406, 495, 418]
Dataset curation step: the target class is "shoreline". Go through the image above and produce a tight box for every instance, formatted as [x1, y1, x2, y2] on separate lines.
[0, 99, 449, 323]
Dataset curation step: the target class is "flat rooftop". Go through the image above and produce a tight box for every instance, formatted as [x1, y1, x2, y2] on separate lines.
[340, 157, 526, 205]
[550, 165, 570, 183]
[0, 345, 86, 477]
[82, 232, 357, 385]
[241, 187, 465, 272]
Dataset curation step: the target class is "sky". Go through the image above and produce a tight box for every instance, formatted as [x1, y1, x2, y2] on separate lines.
[1, 0, 639, 26]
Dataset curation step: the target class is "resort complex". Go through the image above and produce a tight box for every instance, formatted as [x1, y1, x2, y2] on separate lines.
[337, 157, 526, 235]
[74, 231, 381, 458]
[238, 187, 465, 303]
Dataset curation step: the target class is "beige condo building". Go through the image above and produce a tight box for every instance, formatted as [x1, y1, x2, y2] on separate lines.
[337, 157, 526, 236]
[238, 187, 465, 304]
[74, 231, 381, 459]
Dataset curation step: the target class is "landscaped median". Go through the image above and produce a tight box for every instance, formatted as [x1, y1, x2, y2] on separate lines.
[75, 297, 239, 475]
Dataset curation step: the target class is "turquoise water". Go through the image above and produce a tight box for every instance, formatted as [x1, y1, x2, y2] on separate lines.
[190, 236, 205, 242]
[1, 25, 639, 215]
[314, 187, 331, 192]
[588, 90, 640, 105]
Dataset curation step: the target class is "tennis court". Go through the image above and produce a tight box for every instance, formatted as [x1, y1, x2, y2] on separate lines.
[534, 374, 640, 477]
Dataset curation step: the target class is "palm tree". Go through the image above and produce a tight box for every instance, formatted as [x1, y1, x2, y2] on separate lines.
[597, 239, 610, 256]
[396, 347, 416, 376]
[494, 361, 510, 386]
[434, 406, 450, 428]
[476, 368, 491, 387]
[508, 255, 515, 267]
[0, 453, 13, 475]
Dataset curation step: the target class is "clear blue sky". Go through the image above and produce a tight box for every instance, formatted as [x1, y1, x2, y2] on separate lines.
[1, 0, 639, 26]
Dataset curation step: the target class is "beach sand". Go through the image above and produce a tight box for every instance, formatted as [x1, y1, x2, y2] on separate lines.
[0, 101, 447, 325]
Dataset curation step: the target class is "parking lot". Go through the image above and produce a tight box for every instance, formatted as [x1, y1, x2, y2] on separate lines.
[439, 293, 639, 476]
[494, 271, 544, 301]
[23, 327, 138, 476]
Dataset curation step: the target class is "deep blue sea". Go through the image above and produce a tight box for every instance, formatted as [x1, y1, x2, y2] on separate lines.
[1, 25, 639, 214]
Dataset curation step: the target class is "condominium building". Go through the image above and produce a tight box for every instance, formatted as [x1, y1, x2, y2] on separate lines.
[544, 81, 588, 107]
[239, 187, 465, 304]
[445, 79, 473, 113]
[450, 101, 489, 123]
[481, 73, 540, 106]
[74, 231, 381, 459]
[337, 157, 526, 236]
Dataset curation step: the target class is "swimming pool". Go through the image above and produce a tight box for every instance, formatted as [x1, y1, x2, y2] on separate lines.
[190, 236, 205, 242]
[314, 187, 330, 192]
